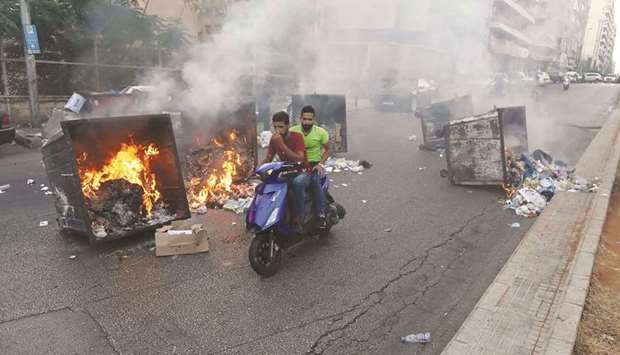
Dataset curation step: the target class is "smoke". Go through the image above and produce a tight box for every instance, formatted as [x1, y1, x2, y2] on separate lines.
[140, 0, 498, 121]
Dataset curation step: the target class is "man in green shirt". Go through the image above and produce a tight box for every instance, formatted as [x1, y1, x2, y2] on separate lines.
[290, 105, 330, 227]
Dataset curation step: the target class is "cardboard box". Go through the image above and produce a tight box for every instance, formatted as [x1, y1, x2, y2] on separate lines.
[155, 221, 209, 256]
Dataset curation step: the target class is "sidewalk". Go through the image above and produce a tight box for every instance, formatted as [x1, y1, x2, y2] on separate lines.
[442, 106, 620, 355]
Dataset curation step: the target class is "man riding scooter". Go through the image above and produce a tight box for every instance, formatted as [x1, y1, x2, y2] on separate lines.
[260, 111, 308, 234]
[290, 105, 330, 229]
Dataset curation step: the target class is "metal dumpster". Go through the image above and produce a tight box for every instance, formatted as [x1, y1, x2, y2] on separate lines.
[446, 106, 528, 185]
[41, 114, 191, 243]
[420, 95, 474, 150]
[290, 94, 347, 153]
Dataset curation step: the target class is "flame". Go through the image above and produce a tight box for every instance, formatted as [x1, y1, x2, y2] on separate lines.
[187, 129, 253, 208]
[78, 139, 162, 216]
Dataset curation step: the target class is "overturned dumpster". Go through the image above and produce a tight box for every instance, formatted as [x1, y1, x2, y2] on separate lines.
[446, 106, 528, 185]
[41, 114, 191, 243]
[420, 95, 473, 150]
[290, 94, 347, 153]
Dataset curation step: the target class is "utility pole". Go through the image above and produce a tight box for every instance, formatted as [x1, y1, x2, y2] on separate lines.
[94, 35, 101, 91]
[1, 40, 12, 119]
[20, 0, 40, 127]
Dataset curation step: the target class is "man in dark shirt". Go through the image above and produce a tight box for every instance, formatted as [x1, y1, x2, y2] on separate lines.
[261, 111, 308, 233]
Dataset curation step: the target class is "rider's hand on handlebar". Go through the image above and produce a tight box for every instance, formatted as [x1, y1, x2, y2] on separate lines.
[313, 163, 324, 175]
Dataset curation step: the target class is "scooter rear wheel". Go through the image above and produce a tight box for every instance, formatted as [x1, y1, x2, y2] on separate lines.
[249, 232, 283, 278]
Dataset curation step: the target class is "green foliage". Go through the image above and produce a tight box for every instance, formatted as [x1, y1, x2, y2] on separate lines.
[0, 0, 188, 94]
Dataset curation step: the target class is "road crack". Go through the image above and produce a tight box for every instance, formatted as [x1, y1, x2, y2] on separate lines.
[307, 210, 487, 354]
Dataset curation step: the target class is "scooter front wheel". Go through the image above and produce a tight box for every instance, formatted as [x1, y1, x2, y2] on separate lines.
[249, 232, 283, 278]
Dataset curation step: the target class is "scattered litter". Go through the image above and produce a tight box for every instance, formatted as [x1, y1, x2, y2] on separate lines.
[156, 222, 209, 256]
[504, 149, 598, 217]
[40, 186, 49, 191]
[418, 167, 427, 171]
[196, 206, 208, 215]
[222, 198, 252, 214]
[467, 191, 473, 194]
[167, 230, 193, 235]
[341, 183, 348, 187]
[601, 193, 609, 197]
[39, 220, 48, 227]
[401, 332, 431, 344]
[27, 179, 35, 185]
[408, 134, 418, 141]
[357, 172, 363, 175]
[44, 191, 53, 195]
[258, 131, 272, 148]
[510, 222, 521, 228]
[330, 179, 334, 182]
[360, 160, 372, 169]
[69, 255, 77, 260]
[362, 200, 367, 204]
[232, 222, 237, 225]
[40, 184, 45, 187]
[384, 228, 392, 232]
[324, 157, 372, 174]
[0, 184, 10, 193]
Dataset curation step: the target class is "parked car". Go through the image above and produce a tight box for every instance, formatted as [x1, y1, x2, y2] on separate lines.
[0, 103, 15, 145]
[566, 71, 581, 83]
[548, 71, 565, 83]
[603, 75, 617, 83]
[536, 71, 552, 85]
[369, 77, 417, 112]
[584, 72, 603, 82]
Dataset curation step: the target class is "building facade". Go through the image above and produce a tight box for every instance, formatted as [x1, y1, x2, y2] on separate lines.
[580, 0, 616, 73]
[489, 0, 592, 73]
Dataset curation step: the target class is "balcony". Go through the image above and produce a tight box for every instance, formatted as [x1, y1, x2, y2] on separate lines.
[495, 0, 536, 25]
[489, 36, 529, 58]
[489, 21, 533, 46]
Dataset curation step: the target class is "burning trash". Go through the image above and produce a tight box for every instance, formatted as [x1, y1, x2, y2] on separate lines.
[503, 150, 598, 217]
[77, 138, 175, 236]
[182, 102, 258, 211]
[41, 114, 191, 242]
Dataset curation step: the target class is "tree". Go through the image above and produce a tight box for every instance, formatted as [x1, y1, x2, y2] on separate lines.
[0, 0, 188, 94]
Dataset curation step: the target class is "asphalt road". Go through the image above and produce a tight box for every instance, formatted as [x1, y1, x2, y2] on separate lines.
[0, 83, 618, 355]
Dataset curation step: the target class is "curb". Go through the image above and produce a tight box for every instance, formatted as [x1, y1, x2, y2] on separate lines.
[543, 109, 620, 354]
[441, 106, 620, 355]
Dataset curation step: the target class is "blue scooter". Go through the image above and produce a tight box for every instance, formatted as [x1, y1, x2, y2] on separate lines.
[246, 161, 346, 277]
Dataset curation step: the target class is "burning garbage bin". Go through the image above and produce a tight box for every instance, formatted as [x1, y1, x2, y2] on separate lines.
[41, 114, 191, 242]
[445, 106, 528, 185]
[419, 95, 473, 150]
[182, 101, 258, 210]
[289, 94, 347, 153]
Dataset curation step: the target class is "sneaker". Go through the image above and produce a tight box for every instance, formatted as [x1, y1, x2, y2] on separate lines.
[317, 214, 328, 230]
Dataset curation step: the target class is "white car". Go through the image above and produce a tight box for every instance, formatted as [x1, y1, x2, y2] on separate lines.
[584, 73, 603, 82]
[536, 72, 551, 85]
[603, 75, 617, 83]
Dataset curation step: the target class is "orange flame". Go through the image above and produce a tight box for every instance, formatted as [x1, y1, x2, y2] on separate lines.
[188, 129, 251, 208]
[78, 140, 162, 216]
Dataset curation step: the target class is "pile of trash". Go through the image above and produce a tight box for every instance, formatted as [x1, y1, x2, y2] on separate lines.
[324, 157, 372, 173]
[223, 198, 253, 214]
[258, 131, 272, 149]
[504, 150, 598, 217]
